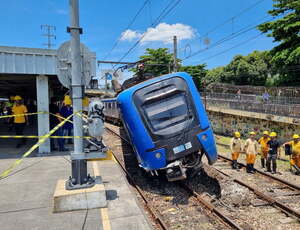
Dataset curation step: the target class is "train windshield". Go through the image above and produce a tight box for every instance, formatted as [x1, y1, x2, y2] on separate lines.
[143, 93, 189, 132]
[133, 77, 197, 137]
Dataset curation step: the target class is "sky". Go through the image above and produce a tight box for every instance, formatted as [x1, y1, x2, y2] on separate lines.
[0, 0, 277, 81]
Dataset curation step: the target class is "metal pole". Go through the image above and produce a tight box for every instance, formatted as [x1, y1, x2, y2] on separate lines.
[203, 80, 207, 110]
[66, 0, 91, 189]
[173, 36, 178, 72]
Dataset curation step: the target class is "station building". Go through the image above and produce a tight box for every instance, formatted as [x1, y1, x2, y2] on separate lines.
[0, 46, 67, 154]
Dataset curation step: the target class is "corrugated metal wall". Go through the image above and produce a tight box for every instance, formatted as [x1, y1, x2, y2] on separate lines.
[0, 46, 57, 75]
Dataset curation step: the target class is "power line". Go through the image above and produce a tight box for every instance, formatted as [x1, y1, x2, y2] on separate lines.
[182, 13, 285, 61]
[116, 0, 182, 64]
[197, 33, 264, 63]
[102, 0, 150, 60]
[197, 0, 266, 41]
[182, 17, 267, 60]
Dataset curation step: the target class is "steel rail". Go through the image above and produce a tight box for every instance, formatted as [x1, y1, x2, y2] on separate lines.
[105, 125, 243, 230]
[213, 160, 300, 221]
[178, 182, 243, 230]
[218, 155, 300, 191]
[105, 126, 169, 230]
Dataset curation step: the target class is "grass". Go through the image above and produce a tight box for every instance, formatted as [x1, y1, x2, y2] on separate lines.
[215, 134, 292, 172]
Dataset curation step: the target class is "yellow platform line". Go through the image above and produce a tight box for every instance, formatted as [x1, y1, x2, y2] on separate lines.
[92, 161, 111, 230]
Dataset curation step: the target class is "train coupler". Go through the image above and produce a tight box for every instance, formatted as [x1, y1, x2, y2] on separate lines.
[165, 161, 187, 181]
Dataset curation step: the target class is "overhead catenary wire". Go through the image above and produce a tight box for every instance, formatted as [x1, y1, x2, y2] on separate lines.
[102, 0, 150, 61]
[196, 32, 264, 63]
[197, 0, 267, 41]
[182, 12, 286, 61]
[183, 15, 270, 60]
[115, 0, 182, 65]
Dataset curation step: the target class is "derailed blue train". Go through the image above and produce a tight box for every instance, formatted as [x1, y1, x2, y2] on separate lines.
[102, 72, 217, 181]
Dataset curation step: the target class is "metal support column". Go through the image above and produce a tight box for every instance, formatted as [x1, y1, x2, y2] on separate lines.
[66, 0, 94, 190]
[173, 36, 178, 72]
[36, 75, 50, 154]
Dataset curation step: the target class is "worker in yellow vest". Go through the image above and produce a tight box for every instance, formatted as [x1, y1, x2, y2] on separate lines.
[230, 132, 243, 169]
[258, 131, 270, 168]
[12, 96, 28, 148]
[244, 132, 259, 173]
[283, 134, 300, 175]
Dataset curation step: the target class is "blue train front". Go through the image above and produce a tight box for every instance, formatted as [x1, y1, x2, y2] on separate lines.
[117, 72, 217, 181]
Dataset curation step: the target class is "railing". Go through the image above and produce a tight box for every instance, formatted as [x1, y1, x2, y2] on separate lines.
[204, 97, 300, 118]
[203, 92, 300, 105]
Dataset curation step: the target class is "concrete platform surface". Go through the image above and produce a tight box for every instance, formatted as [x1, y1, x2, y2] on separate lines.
[0, 152, 153, 230]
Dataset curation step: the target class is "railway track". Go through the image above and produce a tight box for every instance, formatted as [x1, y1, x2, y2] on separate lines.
[214, 155, 300, 220]
[104, 123, 300, 229]
[105, 124, 235, 230]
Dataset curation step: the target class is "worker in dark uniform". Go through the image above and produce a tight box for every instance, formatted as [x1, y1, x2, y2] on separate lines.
[266, 132, 280, 174]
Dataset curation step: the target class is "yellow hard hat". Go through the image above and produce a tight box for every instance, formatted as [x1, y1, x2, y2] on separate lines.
[14, 95, 22, 100]
[234, 132, 241, 138]
[263, 131, 269, 135]
[64, 95, 72, 105]
[270, 132, 277, 137]
[82, 97, 89, 107]
[249, 131, 256, 135]
[293, 134, 299, 139]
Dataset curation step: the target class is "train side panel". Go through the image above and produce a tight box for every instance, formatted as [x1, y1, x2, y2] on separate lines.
[117, 91, 167, 170]
[179, 72, 218, 164]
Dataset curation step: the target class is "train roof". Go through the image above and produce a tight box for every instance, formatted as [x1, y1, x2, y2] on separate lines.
[117, 72, 192, 100]
[101, 98, 117, 102]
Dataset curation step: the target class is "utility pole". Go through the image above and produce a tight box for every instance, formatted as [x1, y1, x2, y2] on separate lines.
[173, 36, 178, 72]
[41, 25, 56, 49]
[66, 0, 93, 190]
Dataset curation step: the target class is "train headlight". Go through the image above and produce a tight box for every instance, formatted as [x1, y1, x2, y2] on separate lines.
[155, 152, 161, 159]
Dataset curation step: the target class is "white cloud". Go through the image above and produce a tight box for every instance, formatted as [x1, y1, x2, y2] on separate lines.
[120, 23, 195, 44]
[120, 30, 142, 41]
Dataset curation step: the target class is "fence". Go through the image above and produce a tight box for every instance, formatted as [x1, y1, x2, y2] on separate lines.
[204, 97, 300, 118]
[204, 92, 300, 105]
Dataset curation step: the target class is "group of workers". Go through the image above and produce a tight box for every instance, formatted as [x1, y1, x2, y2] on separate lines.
[0, 96, 30, 148]
[230, 131, 300, 175]
[1, 95, 77, 150]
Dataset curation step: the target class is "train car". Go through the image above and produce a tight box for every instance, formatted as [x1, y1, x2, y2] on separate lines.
[102, 98, 120, 124]
[103, 72, 217, 181]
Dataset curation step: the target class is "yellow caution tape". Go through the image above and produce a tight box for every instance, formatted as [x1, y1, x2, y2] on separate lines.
[0, 111, 47, 119]
[0, 135, 91, 139]
[0, 113, 76, 179]
[48, 112, 74, 124]
[0, 111, 74, 125]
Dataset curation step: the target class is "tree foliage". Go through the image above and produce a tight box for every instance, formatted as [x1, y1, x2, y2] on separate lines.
[131, 48, 178, 77]
[257, 0, 300, 84]
[179, 64, 207, 90]
[204, 51, 273, 86]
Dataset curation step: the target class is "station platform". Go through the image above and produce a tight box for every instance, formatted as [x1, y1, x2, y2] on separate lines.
[0, 152, 153, 230]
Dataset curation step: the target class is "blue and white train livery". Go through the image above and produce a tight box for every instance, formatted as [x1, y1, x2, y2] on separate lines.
[103, 72, 217, 181]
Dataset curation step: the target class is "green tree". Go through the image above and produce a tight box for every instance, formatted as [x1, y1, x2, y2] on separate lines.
[205, 66, 226, 85]
[180, 64, 207, 90]
[132, 48, 178, 76]
[258, 0, 300, 84]
[205, 51, 273, 86]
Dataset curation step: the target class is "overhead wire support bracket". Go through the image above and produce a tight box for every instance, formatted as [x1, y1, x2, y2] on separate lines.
[67, 26, 83, 34]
